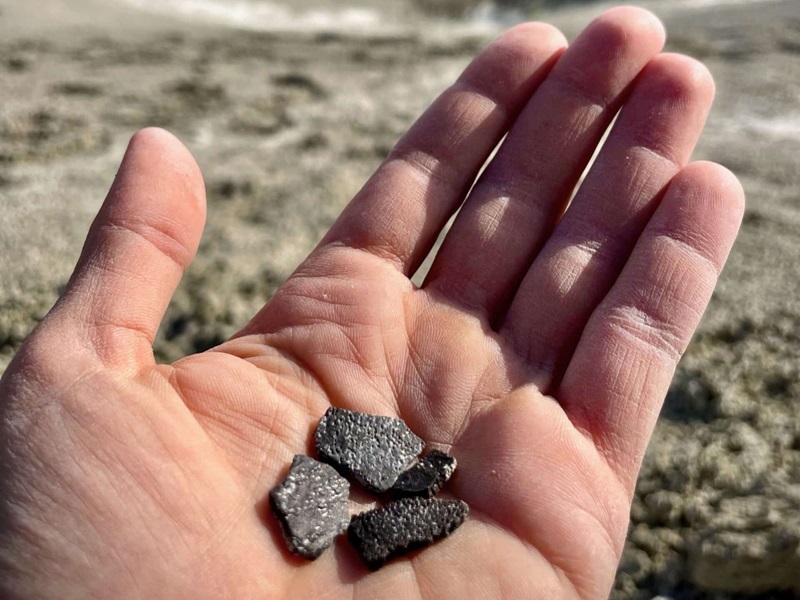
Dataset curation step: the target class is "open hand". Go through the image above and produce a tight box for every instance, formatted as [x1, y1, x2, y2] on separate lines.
[0, 7, 743, 600]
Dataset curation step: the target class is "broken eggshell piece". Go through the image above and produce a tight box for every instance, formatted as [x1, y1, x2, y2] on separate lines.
[391, 450, 457, 498]
[270, 455, 351, 560]
[314, 407, 425, 493]
[348, 496, 469, 570]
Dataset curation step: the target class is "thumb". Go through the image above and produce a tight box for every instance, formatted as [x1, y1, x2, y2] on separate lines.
[51, 128, 206, 369]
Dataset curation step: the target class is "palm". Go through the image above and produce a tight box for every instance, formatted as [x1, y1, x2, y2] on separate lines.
[0, 8, 744, 600]
[141, 247, 620, 600]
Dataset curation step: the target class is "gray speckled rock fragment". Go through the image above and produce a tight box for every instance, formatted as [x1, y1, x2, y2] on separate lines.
[392, 450, 457, 498]
[314, 407, 425, 492]
[348, 497, 468, 570]
[270, 455, 350, 559]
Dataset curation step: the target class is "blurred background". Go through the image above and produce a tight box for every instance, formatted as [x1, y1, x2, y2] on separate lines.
[0, 0, 798, 597]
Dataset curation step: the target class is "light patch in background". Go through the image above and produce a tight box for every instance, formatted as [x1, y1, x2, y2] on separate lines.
[119, 0, 383, 32]
[733, 113, 800, 140]
[680, 0, 780, 8]
[116, 0, 509, 35]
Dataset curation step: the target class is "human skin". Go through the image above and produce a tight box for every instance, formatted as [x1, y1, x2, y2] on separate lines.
[0, 7, 744, 600]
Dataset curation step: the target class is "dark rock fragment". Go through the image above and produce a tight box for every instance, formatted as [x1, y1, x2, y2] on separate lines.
[392, 450, 457, 498]
[348, 497, 469, 569]
[270, 455, 350, 559]
[315, 407, 425, 492]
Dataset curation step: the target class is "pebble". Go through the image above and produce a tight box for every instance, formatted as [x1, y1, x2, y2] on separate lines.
[314, 407, 425, 492]
[348, 497, 469, 570]
[392, 450, 457, 498]
[270, 455, 350, 559]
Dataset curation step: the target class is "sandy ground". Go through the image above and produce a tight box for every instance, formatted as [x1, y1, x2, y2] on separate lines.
[0, 0, 799, 597]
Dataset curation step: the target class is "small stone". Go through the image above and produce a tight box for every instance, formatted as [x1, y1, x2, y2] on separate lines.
[315, 407, 425, 492]
[392, 450, 457, 498]
[270, 455, 350, 559]
[348, 497, 469, 570]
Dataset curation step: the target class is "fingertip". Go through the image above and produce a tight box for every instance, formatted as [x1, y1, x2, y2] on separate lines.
[671, 160, 746, 227]
[644, 53, 716, 107]
[589, 5, 666, 50]
[128, 126, 179, 148]
[702, 161, 744, 200]
[123, 127, 207, 215]
[480, 21, 567, 84]
[619, 53, 716, 159]
[547, 5, 666, 106]
[677, 160, 744, 195]
[652, 161, 745, 276]
[501, 21, 568, 52]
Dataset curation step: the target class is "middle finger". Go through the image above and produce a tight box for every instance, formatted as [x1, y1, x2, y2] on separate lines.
[423, 7, 665, 318]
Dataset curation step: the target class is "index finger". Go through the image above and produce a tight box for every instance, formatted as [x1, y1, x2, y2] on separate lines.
[316, 22, 567, 275]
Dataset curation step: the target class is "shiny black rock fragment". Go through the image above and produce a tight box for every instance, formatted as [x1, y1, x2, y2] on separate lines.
[348, 497, 469, 570]
[391, 450, 457, 498]
[315, 407, 425, 493]
[270, 455, 350, 560]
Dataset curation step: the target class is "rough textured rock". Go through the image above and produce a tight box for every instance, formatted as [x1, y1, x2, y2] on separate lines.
[315, 407, 425, 492]
[392, 450, 457, 498]
[270, 455, 350, 560]
[348, 497, 468, 569]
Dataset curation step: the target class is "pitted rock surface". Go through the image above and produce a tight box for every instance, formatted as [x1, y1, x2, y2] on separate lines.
[315, 407, 425, 492]
[392, 450, 457, 498]
[270, 455, 350, 559]
[348, 497, 468, 569]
